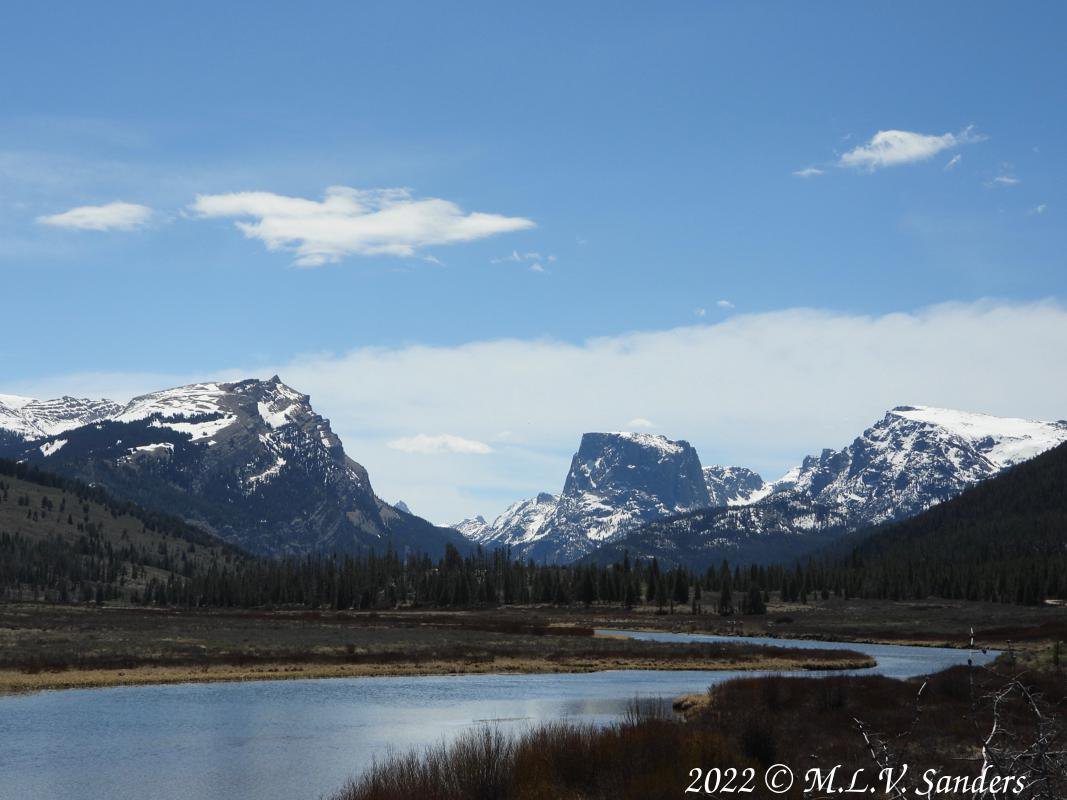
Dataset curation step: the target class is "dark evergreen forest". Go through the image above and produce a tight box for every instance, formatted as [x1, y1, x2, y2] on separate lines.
[3, 442, 1065, 610]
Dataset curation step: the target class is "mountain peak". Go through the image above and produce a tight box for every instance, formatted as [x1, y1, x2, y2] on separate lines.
[703, 464, 766, 506]
[458, 431, 711, 563]
[0, 377, 469, 559]
[595, 430, 689, 456]
[885, 404, 1067, 468]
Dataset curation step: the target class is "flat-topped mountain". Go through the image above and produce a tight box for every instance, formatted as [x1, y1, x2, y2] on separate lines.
[455, 431, 712, 563]
[592, 405, 1067, 568]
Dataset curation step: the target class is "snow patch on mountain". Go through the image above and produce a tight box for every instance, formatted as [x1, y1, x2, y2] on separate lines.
[150, 415, 236, 441]
[606, 431, 686, 457]
[0, 394, 35, 410]
[113, 383, 229, 423]
[39, 439, 68, 457]
[129, 442, 175, 455]
[890, 405, 1066, 468]
[0, 395, 122, 439]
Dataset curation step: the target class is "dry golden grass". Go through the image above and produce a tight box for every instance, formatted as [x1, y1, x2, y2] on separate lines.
[0, 652, 874, 694]
[0, 604, 875, 695]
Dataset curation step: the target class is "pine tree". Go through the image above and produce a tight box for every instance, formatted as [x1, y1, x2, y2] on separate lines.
[746, 585, 766, 615]
[719, 576, 733, 616]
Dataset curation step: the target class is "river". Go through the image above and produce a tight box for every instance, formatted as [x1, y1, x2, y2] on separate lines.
[0, 629, 997, 800]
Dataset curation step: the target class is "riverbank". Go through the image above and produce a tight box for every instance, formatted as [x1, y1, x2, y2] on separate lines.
[334, 665, 1067, 800]
[0, 651, 876, 694]
[0, 604, 873, 694]
[495, 596, 1067, 651]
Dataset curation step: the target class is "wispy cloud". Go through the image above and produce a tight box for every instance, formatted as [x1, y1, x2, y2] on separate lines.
[989, 175, 1021, 187]
[694, 308, 707, 317]
[944, 154, 962, 170]
[36, 201, 152, 231]
[492, 249, 555, 273]
[189, 186, 534, 267]
[16, 301, 1067, 524]
[792, 167, 824, 178]
[717, 299, 735, 309]
[386, 433, 493, 455]
[839, 126, 982, 171]
[1029, 204, 1047, 215]
[626, 418, 656, 429]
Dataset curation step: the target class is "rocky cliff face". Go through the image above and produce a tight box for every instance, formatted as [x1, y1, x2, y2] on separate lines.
[703, 465, 766, 506]
[594, 405, 1067, 568]
[1, 378, 468, 558]
[765, 405, 1067, 528]
[456, 432, 711, 563]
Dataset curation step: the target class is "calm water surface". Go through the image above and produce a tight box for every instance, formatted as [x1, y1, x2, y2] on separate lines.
[0, 629, 997, 800]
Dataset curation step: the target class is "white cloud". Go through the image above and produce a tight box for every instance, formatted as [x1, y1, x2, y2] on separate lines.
[717, 299, 735, 309]
[492, 249, 555, 272]
[491, 250, 524, 263]
[944, 154, 962, 170]
[792, 167, 824, 178]
[1029, 204, 1047, 215]
[694, 308, 707, 317]
[190, 186, 535, 267]
[36, 201, 152, 231]
[626, 418, 656, 429]
[839, 126, 982, 171]
[16, 301, 1067, 525]
[990, 175, 1021, 187]
[387, 433, 493, 455]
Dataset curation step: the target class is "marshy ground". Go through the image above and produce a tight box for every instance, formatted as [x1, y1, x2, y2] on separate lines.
[0, 603, 876, 693]
[2, 595, 1062, 693]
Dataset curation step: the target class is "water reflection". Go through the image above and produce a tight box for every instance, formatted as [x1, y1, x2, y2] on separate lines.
[0, 631, 996, 800]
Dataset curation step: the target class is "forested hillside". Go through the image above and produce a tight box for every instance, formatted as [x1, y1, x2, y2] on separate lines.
[831, 440, 1067, 604]
[0, 459, 242, 603]
[5, 440, 1064, 611]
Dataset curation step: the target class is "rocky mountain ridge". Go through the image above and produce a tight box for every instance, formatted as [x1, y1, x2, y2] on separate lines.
[459, 405, 1067, 566]
[593, 405, 1067, 567]
[0, 378, 468, 558]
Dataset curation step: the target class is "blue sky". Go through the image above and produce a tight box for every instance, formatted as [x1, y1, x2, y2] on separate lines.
[2, 3, 1066, 522]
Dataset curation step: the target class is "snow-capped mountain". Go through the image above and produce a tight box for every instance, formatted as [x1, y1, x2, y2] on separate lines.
[703, 465, 766, 506]
[0, 377, 468, 558]
[456, 432, 712, 563]
[456, 492, 559, 548]
[763, 405, 1067, 528]
[0, 394, 121, 443]
[595, 405, 1067, 568]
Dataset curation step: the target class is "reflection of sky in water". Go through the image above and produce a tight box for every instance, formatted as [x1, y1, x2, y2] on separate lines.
[0, 632, 996, 800]
[604, 629, 1000, 680]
